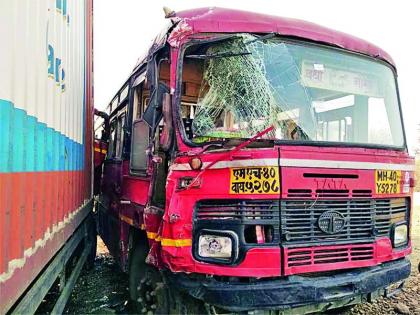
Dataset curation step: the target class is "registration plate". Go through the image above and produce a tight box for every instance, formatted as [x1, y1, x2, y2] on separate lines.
[375, 170, 401, 194]
[230, 166, 280, 194]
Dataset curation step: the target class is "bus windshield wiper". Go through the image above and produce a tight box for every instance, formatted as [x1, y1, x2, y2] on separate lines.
[186, 51, 251, 60]
[244, 33, 276, 45]
[185, 125, 274, 190]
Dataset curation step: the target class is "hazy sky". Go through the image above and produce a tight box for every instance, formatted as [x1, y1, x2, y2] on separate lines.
[94, 0, 420, 153]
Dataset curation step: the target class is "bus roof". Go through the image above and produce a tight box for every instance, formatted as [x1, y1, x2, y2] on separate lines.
[172, 7, 395, 67]
[115, 7, 396, 114]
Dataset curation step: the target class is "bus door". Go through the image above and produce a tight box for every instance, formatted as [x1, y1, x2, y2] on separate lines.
[99, 109, 126, 259]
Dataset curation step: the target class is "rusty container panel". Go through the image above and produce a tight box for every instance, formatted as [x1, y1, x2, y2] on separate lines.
[0, 0, 93, 313]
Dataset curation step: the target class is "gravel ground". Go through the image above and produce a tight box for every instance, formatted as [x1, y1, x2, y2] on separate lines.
[61, 204, 420, 315]
[336, 205, 420, 315]
[63, 239, 130, 314]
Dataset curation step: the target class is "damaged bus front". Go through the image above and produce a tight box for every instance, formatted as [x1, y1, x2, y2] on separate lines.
[96, 8, 415, 314]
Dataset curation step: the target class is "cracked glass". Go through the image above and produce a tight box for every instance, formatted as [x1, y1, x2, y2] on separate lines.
[180, 35, 404, 147]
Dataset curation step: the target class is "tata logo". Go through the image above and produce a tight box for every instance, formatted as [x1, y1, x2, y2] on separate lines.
[318, 211, 346, 234]
[314, 178, 347, 190]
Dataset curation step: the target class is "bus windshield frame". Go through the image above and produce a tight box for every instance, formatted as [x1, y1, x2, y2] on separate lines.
[176, 34, 407, 151]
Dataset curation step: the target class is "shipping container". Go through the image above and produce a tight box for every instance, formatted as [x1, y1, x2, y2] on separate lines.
[0, 0, 93, 313]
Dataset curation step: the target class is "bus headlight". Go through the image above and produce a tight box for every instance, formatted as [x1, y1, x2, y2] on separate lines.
[196, 230, 238, 264]
[199, 235, 232, 258]
[393, 223, 408, 247]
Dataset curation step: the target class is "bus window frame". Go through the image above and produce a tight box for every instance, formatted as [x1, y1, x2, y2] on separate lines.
[115, 111, 126, 159]
[130, 119, 150, 176]
[129, 71, 151, 176]
[174, 35, 408, 152]
[128, 47, 171, 176]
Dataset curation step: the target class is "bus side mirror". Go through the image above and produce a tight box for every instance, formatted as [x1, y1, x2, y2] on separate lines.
[160, 92, 173, 151]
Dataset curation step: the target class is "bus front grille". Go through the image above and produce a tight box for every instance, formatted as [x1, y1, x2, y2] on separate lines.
[196, 199, 279, 222]
[281, 198, 408, 245]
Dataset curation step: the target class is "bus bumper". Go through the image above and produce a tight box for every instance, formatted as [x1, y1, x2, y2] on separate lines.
[167, 258, 411, 312]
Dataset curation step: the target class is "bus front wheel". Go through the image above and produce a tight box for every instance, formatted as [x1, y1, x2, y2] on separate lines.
[128, 242, 169, 314]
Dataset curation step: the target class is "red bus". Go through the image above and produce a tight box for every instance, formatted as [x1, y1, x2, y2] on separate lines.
[95, 7, 415, 314]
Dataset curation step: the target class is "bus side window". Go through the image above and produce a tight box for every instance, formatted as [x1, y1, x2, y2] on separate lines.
[107, 121, 117, 159]
[132, 74, 150, 123]
[132, 87, 142, 120]
[115, 114, 125, 159]
[130, 120, 149, 174]
[130, 72, 151, 175]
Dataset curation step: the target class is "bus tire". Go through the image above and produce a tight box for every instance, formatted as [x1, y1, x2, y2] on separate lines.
[129, 241, 169, 314]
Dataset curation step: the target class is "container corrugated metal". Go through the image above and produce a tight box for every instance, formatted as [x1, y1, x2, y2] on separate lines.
[0, 0, 93, 313]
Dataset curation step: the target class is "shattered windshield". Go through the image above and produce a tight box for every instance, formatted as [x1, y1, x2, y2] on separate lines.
[179, 35, 405, 147]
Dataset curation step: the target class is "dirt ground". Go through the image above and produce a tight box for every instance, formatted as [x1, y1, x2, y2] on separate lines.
[63, 238, 130, 314]
[62, 204, 420, 315]
[337, 204, 420, 315]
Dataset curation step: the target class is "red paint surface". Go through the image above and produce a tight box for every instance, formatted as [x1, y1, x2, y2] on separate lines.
[0, 202, 91, 314]
[283, 238, 411, 275]
[159, 146, 413, 277]
[0, 170, 86, 274]
[163, 247, 280, 277]
[121, 176, 150, 206]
